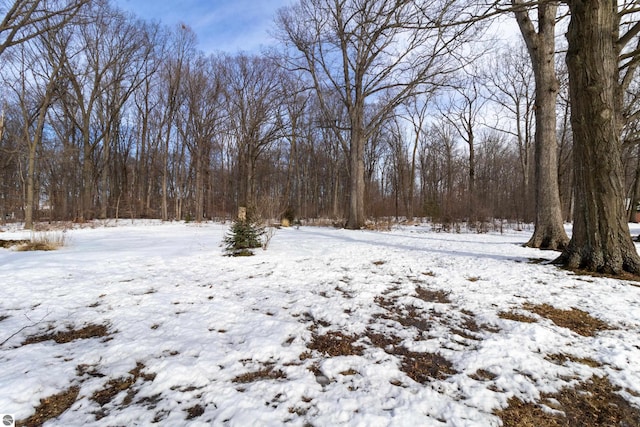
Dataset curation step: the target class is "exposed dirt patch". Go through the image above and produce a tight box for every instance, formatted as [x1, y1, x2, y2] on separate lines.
[499, 310, 538, 323]
[365, 329, 402, 350]
[452, 316, 485, 341]
[17, 386, 79, 427]
[398, 348, 456, 383]
[495, 375, 640, 427]
[545, 353, 602, 368]
[365, 329, 456, 383]
[185, 404, 205, 420]
[469, 369, 498, 381]
[308, 331, 364, 357]
[23, 324, 110, 345]
[524, 303, 612, 337]
[77, 364, 106, 378]
[374, 296, 432, 332]
[232, 365, 287, 383]
[561, 265, 640, 284]
[415, 287, 451, 304]
[91, 362, 155, 419]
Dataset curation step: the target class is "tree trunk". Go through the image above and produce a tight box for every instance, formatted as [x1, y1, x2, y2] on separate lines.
[514, 0, 569, 250]
[161, 133, 169, 221]
[556, 0, 640, 274]
[346, 114, 366, 229]
[195, 146, 204, 222]
[24, 140, 36, 229]
[628, 144, 640, 223]
[81, 130, 93, 222]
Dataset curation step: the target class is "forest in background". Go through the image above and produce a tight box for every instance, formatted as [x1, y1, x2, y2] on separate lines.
[0, 0, 639, 230]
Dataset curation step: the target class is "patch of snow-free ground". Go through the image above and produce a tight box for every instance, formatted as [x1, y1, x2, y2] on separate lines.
[1, 221, 639, 426]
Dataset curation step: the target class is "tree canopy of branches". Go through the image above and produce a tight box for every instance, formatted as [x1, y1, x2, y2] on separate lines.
[276, 0, 482, 229]
[0, 0, 89, 58]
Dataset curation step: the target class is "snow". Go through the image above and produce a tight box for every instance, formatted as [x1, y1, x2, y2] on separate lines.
[1, 220, 639, 426]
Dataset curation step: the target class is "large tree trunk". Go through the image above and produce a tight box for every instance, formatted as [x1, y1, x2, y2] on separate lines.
[514, 0, 569, 250]
[556, 0, 640, 275]
[346, 114, 366, 229]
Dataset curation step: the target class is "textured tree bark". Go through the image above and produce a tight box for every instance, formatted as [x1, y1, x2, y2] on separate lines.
[346, 109, 366, 229]
[513, 1, 569, 250]
[556, 0, 640, 274]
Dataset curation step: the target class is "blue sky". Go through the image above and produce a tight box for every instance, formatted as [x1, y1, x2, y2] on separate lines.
[113, 0, 293, 53]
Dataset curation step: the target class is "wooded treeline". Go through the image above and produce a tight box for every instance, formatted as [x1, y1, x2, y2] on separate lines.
[0, 0, 638, 230]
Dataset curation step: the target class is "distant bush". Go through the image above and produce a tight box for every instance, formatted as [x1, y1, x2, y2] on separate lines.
[282, 206, 295, 224]
[17, 231, 67, 251]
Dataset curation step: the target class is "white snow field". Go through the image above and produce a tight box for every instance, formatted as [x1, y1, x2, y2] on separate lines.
[0, 221, 639, 426]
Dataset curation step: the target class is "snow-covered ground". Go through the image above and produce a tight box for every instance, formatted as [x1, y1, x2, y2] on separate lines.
[0, 221, 639, 426]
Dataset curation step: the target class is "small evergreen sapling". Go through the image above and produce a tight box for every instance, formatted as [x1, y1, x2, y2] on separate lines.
[224, 216, 265, 256]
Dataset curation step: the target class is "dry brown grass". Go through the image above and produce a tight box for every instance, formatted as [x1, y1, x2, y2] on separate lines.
[15, 231, 67, 251]
[17, 386, 79, 427]
[545, 352, 602, 368]
[498, 310, 538, 323]
[415, 287, 451, 304]
[0, 239, 29, 248]
[495, 375, 640, 427]
[308, 331, 364, 357]
[524, 303, 612, 337]
[365, 329, 456, 383]
[185, 404, 205, 420]
[23, 324, 110, 345]
[232, 365, 287, 383]
[90, 362, 156, 419]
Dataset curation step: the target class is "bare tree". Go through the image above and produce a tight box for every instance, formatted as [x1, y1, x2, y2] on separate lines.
[279, 71, 312, 219]
[555, 0, 640, 274]
[399, 93, 433, 219]
[179, 54, 223, 222]
[53, 2, 152, 220]
[485, 43, 536, 222]
[158, 24, 196, 221]
[221, 53, 284, 213]
[438, 73, 490, 221]
[4, 29, 66, 228]
[0, 0, 88, 58]
[512, 0, 569, 250]
[277, 0, 480, 229]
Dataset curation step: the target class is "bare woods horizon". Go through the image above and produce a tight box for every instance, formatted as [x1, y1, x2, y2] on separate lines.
[1, 1, 639, 266]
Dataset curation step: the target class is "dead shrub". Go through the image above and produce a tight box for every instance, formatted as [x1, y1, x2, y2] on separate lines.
[16, 231, 67, 251]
